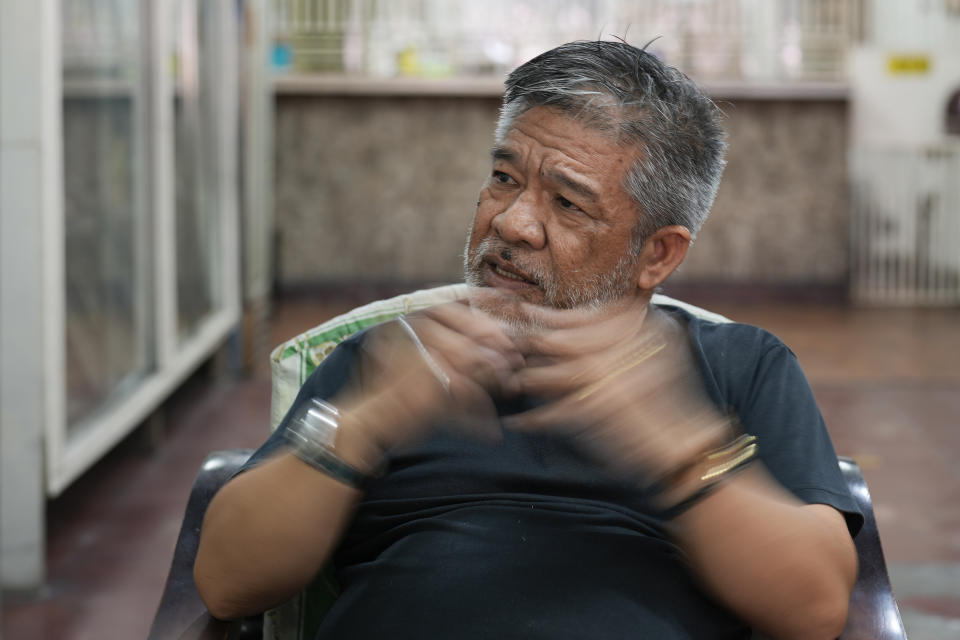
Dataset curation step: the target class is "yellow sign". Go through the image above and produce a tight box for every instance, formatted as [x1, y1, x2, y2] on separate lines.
[886, 54, 931, 75]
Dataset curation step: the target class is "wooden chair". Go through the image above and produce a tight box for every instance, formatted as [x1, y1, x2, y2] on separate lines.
[147, 451, 907, 640]
[837, 457, 908, 640]
[148, 287, 907, 639]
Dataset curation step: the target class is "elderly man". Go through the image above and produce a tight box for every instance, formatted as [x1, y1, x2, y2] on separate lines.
[195, 41, 860, 639]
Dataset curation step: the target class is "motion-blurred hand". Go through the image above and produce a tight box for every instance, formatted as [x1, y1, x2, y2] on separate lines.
[351, 300, 525, 457]
[505, 302, 732, 482]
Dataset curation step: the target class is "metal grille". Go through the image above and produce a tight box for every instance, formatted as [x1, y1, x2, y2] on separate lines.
[850, 145, 960, 305]
[271, 0, 861, 80]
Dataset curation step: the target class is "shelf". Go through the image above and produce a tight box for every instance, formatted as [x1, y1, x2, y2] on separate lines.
[272, 73, 849, 101]
[273, 73, 506, 97]
[702, 80, 849, 100]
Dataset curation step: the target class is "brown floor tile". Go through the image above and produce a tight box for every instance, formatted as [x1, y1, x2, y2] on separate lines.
[898, 596, 960, 619]
[3, 376, 272, 640]
[812, 385, 960, 562]
[697, 303, 960, 385]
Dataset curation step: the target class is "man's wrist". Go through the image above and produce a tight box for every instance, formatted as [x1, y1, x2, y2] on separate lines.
[332, 401, 391, 475]
[283, 397, 388, 489]
[656, 433, 759, 518]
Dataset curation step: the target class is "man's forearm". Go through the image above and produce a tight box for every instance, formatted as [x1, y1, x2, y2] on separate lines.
[193, 398, 388, 620]
[193, 308, 521, 620]
[671, 467, 857, 640]
[193, 451, 364, 619]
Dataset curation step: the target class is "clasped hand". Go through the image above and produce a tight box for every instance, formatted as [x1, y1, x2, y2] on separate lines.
[358, 300, 731, 482]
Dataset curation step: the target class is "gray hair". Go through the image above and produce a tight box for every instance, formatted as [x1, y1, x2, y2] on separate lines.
[496, 40, 727, 246]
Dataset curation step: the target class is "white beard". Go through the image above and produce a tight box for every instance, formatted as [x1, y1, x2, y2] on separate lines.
[462, 233, 639, 332]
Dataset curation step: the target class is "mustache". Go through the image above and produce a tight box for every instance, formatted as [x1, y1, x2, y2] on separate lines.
[471, 237, 546, 287]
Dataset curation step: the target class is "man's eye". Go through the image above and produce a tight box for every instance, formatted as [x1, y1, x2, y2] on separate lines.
[492, 170, 515, 185]
[557, 195, 582, 212]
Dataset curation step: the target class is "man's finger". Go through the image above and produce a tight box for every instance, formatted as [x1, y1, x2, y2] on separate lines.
[501, 400, 581, 434]
[513, 300, 622, 329]
[515, 360, 590, 396]
[446, 383, 504, 444]
[433, 342, 520, 397]
[419, 303, 524, 367]
[512, 307, 647, 358]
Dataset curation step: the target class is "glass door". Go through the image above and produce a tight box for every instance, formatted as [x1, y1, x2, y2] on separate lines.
[171, 0, 224, 342]
[47, 0, 241, 495]
[61, 0, 153, 432]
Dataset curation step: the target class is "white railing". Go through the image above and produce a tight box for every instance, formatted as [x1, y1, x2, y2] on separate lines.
[850, 145, 960, 305]
[270, 0, 861, 81]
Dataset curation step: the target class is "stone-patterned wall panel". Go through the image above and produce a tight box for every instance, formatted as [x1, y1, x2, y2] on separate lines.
[275, 96, 499, 286]
[677, 100, 849, 284]
[274, 96, 849, 287]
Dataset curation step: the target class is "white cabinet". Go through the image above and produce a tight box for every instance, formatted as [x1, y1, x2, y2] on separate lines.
[1, 0, 245, 587]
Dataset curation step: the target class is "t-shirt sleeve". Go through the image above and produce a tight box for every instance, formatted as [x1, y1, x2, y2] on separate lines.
[236, 333, 367, 475]
[691, 318, 864, 537]
[742, 341, 863, 536]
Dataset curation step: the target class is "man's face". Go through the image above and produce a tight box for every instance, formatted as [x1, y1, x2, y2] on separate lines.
[464, 106, 643, 325]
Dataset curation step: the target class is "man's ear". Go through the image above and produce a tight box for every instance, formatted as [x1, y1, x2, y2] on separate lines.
[634, 225, 691, 291]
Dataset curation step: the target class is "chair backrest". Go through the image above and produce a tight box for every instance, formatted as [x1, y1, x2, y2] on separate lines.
[269, 284, 470, 430]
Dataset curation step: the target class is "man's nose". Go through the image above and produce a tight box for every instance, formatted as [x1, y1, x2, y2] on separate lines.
[491, 192, 546, 250]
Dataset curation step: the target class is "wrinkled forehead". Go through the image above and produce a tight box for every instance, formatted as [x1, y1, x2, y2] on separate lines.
[498, 96, 648, 152]
[497, 107, 640, 178]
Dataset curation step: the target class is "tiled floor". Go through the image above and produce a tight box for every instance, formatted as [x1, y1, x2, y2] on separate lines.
[3, 291, 959, 640]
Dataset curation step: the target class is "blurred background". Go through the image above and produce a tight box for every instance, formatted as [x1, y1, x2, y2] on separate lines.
[1, 0, 958, 638]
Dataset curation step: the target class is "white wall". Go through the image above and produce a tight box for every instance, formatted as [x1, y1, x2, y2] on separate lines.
[1, 0, 62, 589]
[867, 0, 960, 51]
[850, 48, 960, 147]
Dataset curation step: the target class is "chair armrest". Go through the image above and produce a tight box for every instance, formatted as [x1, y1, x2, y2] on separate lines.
[837, 457, 907, 640]
[148, 449, 262, 640]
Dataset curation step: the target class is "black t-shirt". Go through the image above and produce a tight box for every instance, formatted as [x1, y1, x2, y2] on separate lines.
[243, 305, 862, 639]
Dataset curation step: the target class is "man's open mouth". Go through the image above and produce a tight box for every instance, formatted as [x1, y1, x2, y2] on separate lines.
[485, 258, 538, 288]
[492, 264, 530, 282]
